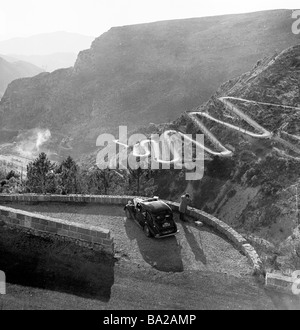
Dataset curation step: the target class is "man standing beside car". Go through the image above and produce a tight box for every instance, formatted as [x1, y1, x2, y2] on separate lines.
[179, 193, 192, 222]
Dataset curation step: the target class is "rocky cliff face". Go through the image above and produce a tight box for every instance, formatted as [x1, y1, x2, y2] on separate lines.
[0, 9, 299, 158]
[229, 46, 300, 107]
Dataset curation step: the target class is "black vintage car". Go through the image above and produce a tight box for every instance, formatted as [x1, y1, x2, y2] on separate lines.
[124, 197, 179, 238]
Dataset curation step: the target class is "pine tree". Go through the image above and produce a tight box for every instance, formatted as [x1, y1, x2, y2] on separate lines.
[26, 153, 56, 194]
[56, 156, 79, 194]
[88, 167, 115, 195]
[127, 166, 157, 196]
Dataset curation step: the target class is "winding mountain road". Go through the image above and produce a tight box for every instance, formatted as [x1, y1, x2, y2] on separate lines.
[128, 96, 299, 163]
[222, 97, 300, 111]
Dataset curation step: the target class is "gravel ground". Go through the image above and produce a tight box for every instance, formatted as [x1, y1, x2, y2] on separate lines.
[8, 203, 252, 276]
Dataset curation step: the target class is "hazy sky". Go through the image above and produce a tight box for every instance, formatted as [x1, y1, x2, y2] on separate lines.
[0, 0, 299, 41]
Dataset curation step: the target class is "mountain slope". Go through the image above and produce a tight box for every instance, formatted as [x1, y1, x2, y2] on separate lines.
[0, 9, 299, 157]
[147, 44, 300, 271]
[0, 57, 44, 97]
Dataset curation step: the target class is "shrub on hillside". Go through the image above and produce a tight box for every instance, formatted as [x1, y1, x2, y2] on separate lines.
[206, 156, 235, 179]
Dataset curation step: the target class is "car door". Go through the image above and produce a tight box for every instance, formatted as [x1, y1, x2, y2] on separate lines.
[136, 204, 146, 226]
[145, 211, 155, 232]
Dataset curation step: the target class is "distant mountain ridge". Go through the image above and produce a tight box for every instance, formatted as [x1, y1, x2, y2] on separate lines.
[3, 53, 78, 72]
[0, 9, 299, 157]
[0, 32, 95, 72]
[0, 32, 95, 56]
[0, 57, 44, 98]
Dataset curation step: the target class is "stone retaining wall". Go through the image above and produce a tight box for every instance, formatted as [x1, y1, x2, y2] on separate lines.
[0, 204, 114, 255]
[0, 194, 132, 205]
[265, 273, 295, 295]
[0, 194, 263, 274]
[166, 201, 262, 274]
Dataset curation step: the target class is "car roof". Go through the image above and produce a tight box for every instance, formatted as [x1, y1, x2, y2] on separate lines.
[140, 200, 172, 213]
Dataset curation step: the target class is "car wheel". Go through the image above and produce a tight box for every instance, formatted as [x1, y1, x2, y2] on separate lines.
[125, 208, 132, 219]
[143, 224, 152, 238]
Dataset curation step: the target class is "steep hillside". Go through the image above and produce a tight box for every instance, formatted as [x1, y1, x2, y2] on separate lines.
[0, 57, 44, 98]
[80, 44, 300, 272]
[0, 9, 299, 158]
[148, 45, 300, 272]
